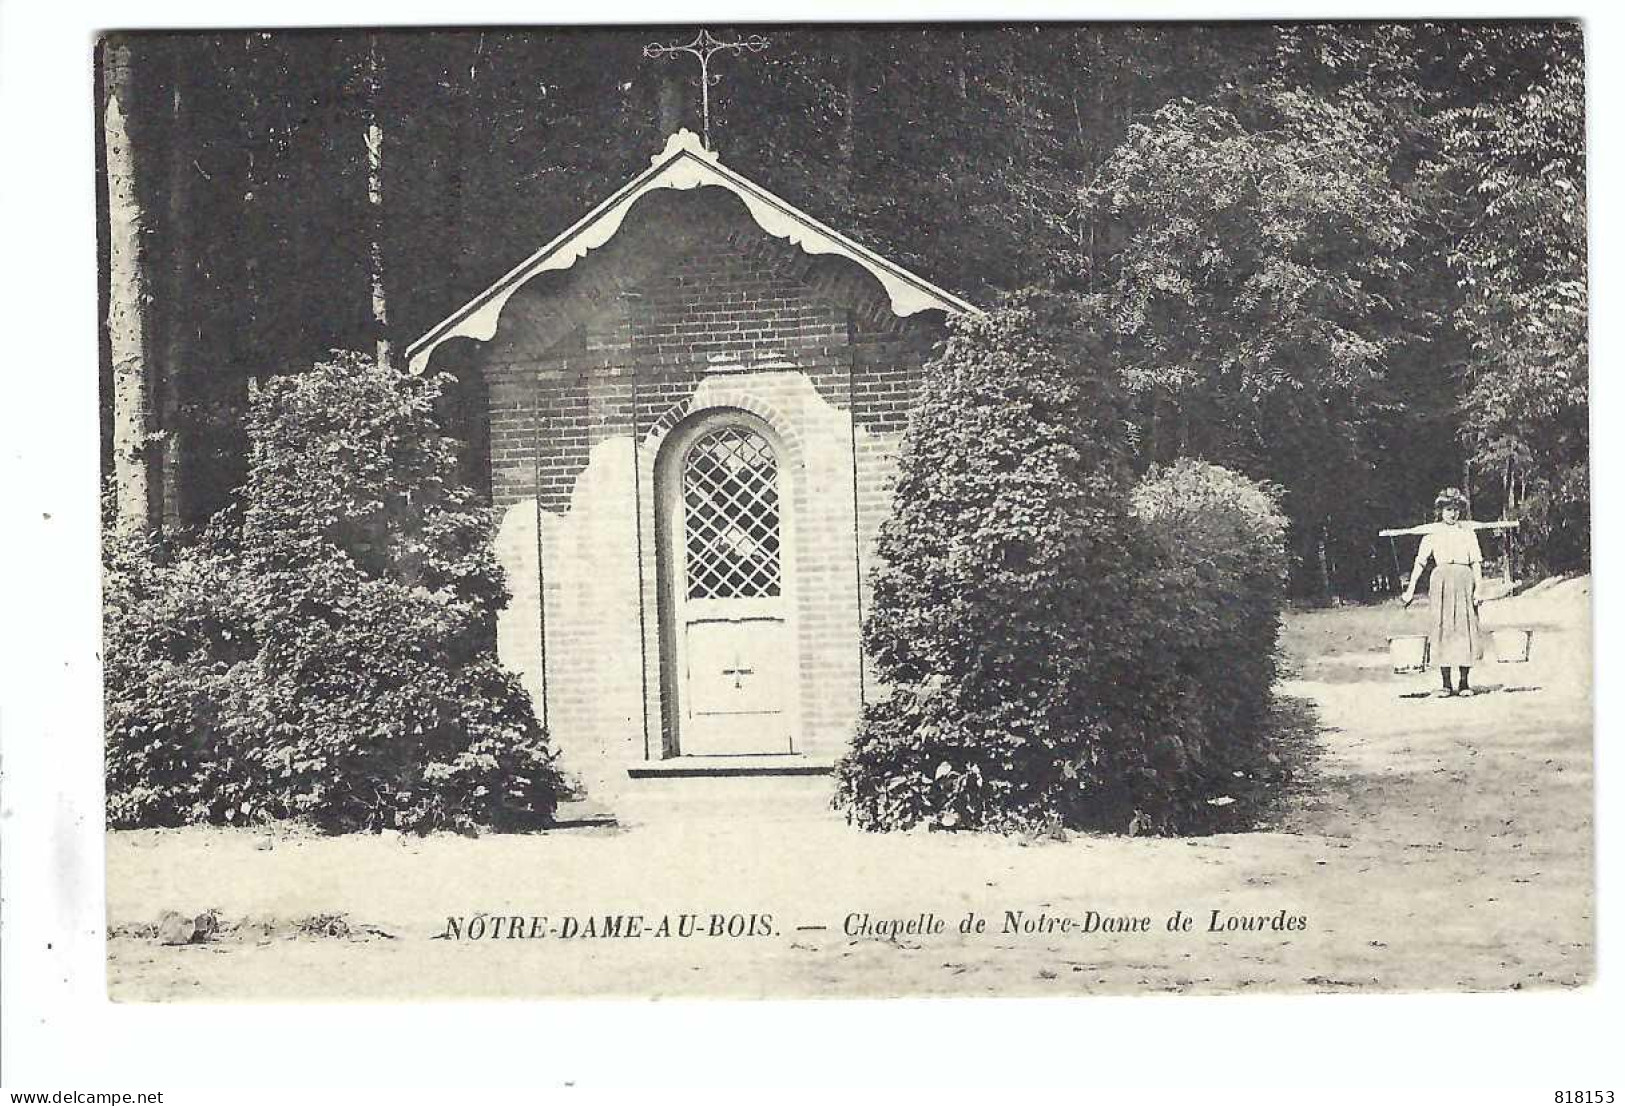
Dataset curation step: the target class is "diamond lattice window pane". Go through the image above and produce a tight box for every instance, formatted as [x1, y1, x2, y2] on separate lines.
[683, 427, 781, 599]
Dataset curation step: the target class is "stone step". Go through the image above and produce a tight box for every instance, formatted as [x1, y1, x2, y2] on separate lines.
[626, 754, 836, 779]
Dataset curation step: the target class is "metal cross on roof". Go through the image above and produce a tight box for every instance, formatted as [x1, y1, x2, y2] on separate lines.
[643, 29, 769, 151]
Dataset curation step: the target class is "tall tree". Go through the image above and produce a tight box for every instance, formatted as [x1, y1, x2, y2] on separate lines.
[158, 38, 193, 530]
[364, 32, 392, 371]
[1447, 26, 1588, 569]
[1075, 87, 1420, 595]
[101, 36, 157, 534]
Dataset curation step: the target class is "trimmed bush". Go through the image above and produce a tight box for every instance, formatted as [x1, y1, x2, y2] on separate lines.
[104, 353, 563, 833]
[1121, 459, 1290, 829]
[835, 296, 1159, 833]
[833, 298, 1289, 835]
[1130, 458, 1288, 744]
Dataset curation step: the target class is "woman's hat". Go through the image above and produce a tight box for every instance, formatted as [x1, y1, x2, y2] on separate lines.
[1434, 486, 1469, 509]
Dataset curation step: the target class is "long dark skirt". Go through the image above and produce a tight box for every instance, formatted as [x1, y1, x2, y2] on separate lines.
[1429, 563, 1484, 666]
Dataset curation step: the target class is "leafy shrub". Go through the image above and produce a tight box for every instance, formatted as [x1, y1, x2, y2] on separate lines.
[1129, 458, 1290, 803]
[103, 524, 260, 828]
[104, 353, 562, 833]
[835, 296, 1158, 833]
[833, 298, 1289, 835]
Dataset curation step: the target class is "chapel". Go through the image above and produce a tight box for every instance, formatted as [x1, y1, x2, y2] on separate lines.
[408, 130, 974, 796]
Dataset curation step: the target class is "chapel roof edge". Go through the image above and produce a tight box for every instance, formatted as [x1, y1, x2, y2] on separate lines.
[406, 130, 978, 374]
[653, 128, 717, 166]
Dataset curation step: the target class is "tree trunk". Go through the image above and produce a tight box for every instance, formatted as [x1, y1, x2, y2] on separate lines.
[160, 43, 191, 530]
[1502, 457, 1517, 583]
[102, 38, 156, 534]
[365, 33, 392, 370]
[281, 35, 327, 370]
[211, 35, 254, 376]
[1317, 522, 1334, 603]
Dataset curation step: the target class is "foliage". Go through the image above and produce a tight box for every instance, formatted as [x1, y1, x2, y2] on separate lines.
[1443, 27, 1588, 569]
[103, 524, 260, 828]
[104, 354, 562, 832]
[1130, 459, 1289, 744]
[107, 25, 1587, 579]
[1074, 86, 1421, 596]
[834, 299, 1289, 835]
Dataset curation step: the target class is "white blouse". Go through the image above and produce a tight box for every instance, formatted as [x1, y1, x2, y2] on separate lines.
[1414, 523, 1484, 569]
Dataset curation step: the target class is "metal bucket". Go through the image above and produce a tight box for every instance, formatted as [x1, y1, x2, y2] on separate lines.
[1492, 628, 1534, 663]
[1388, 635, 1430, 673]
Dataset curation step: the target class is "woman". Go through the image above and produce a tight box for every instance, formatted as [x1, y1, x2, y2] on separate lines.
[1402, 487, 1486, 697]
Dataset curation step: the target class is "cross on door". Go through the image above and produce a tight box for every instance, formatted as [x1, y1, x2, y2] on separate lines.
[721, 657, 754, 689]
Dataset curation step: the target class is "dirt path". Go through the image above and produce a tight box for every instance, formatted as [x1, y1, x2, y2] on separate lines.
[106, 580, 1593, 1000]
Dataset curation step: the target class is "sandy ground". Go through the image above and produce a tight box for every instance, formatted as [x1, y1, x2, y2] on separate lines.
[106, 578, 1594, 1000]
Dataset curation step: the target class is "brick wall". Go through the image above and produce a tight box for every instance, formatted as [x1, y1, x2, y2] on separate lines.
[460, 186, 944, 795]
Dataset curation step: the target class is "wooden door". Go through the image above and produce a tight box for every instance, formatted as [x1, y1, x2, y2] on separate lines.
[672, 423, 793, 755]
